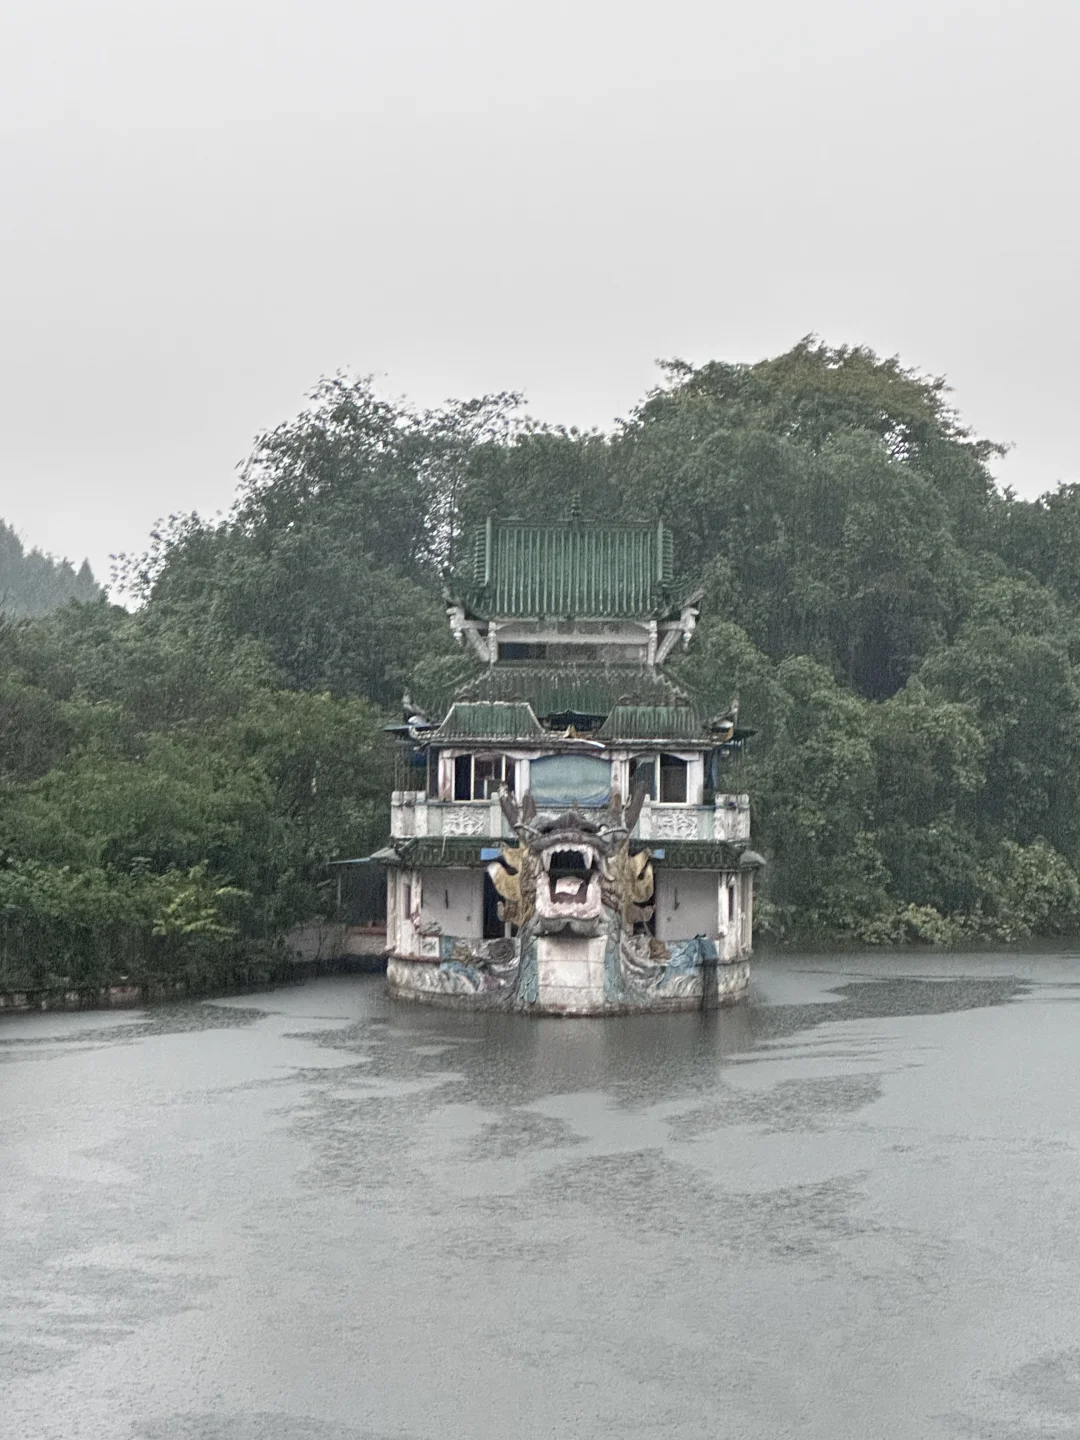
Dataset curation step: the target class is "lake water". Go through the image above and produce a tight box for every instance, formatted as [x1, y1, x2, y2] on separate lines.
[4, 953, 1080, 1440]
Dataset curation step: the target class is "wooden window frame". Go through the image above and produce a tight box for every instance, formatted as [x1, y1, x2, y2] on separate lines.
[453, 753, 516, 802]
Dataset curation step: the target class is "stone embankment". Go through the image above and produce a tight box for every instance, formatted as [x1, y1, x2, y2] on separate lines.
[0, 922, 387, 1015]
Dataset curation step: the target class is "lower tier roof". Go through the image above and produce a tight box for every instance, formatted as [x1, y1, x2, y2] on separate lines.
[456, 663, 693, 718]
[381, 837, 763, 871]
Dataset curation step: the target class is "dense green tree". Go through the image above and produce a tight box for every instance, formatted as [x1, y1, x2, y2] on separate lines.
[919, 579, 1080, 859]
[745, 656, 888, 939]
[0, 596, 392, 990]
[609, 345, 1001, 698]
[868, 680, 987, 920]
[112, 379, 526, 704]
[994, 482, 1080, 610]
[5, 336, 1080, 987]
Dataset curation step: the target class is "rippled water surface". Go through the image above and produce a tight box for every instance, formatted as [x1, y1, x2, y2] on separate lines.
[5, 953, 1080, 1439]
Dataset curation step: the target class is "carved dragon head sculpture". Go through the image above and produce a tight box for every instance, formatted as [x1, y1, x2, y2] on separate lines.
[487, 785, 655, 938]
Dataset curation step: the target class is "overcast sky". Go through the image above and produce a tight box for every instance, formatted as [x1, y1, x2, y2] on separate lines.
[2, 0, 1077, 586]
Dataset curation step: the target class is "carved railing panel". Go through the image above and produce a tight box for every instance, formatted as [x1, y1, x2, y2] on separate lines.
[439, 805, 492, 837]
[647, 808, 703, 840]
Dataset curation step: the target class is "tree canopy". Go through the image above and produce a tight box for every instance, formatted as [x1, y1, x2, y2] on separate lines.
[4, 338, 1080, 991]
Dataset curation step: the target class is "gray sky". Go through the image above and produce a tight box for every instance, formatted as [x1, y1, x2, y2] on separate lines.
[2, 0, 1078, 587]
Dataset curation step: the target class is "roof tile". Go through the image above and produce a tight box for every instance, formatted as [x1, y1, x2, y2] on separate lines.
[453, 519, 677, 619]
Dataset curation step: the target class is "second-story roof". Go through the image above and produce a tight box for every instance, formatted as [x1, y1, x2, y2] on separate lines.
[434, 701, 546, 742]
[455, 662, 693, 722]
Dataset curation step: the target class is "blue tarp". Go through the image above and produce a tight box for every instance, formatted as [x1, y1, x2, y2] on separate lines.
[530, 754, 611, 807]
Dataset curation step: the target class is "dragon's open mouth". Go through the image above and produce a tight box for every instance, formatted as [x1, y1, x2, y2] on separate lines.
[530, 838, 605, 932]
[543, 845, 600, 907]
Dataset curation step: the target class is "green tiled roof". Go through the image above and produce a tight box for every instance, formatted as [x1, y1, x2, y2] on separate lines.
[596, 704, 706, 741]
[452, 518, 678, 619]
[642, 840, 764, 871]
[434, 702, 545, 742]
[388, 838, 494, 867]
[456, 663, 692, 720]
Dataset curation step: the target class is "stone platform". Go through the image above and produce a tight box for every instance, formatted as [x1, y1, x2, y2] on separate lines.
[386, 932, 750, 1015]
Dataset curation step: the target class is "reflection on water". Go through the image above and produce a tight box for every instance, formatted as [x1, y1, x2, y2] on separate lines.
[3, 955, 1080, 1439]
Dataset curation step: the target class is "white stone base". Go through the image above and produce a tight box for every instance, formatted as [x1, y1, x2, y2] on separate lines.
[386, 949, 751, 1015]
[535, 935, 608, 1015]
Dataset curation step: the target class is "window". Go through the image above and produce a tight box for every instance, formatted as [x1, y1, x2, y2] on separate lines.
[630, 753, 688, 803]
[453, 754, 515, 801]
[659, 754, 688, 804]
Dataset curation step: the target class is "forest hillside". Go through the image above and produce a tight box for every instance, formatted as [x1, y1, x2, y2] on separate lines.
[4, 340, 1080, 992]
[0, 520, 102, 616]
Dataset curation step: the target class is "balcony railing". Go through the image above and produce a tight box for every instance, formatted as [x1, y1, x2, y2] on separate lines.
[389, 792, 751, 843]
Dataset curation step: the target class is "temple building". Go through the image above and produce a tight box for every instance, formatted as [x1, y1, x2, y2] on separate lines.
[381, 517, 762, 1014]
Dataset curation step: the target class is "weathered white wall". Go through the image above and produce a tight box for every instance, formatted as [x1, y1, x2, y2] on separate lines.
[713, 794, 751, 842]
[387, 868, 416, 954]
[494, 619, 650, 647]
[653, 871, 719, 940]
[395, 779, 751, 840]
[392, 871, 404, 952]
[419, 867, 484, 938]
[740, 871, 753, 952]
[391, 793, 508, 838]
[534, 934, 608, 1014]
[284, 920, 387, 960]
[720, 877, 737, 960]
[686, 755, 704, 805]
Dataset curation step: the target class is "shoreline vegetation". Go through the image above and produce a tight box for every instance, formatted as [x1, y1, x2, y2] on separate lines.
[0, 951, 384, 1018]
[4, 340, 1080, 996]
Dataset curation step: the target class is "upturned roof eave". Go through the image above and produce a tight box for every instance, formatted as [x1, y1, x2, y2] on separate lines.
[454, 661, 696, 710]
[413, 733, 711, 752]
[444, 588, 689, 625]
